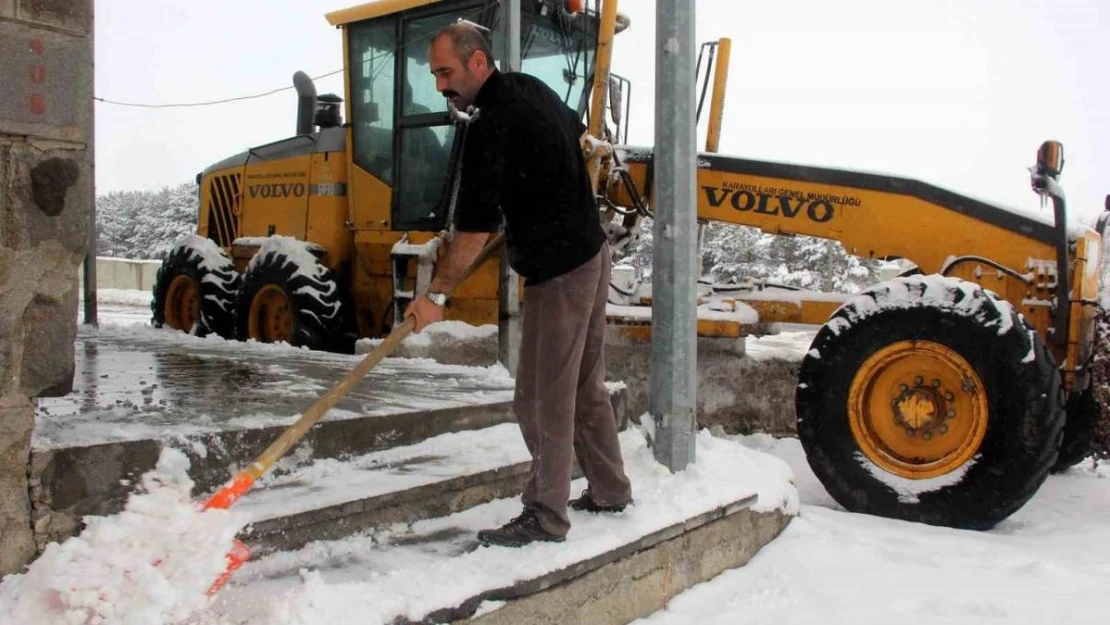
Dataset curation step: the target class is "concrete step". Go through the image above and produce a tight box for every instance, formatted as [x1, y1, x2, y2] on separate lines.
[206, 427, 797, 625]
[235, 423, 533, 556]
[29, 325, 627, 552]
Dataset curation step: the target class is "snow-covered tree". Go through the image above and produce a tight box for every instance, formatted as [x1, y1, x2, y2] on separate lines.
[96, 182, 198, 259]
[620, 220, 882, 293]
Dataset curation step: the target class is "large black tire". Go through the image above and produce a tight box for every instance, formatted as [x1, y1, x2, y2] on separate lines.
[151, 235, 239, 338]
[235, 239, 349, 352]
[796, 276, 1064, 530]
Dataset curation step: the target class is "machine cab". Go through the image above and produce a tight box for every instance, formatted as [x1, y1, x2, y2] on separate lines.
[327, 0, 603, 233]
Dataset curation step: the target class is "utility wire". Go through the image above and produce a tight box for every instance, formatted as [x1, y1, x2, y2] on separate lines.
[94, 6, 486, 110]
[94, 68, 345, 109]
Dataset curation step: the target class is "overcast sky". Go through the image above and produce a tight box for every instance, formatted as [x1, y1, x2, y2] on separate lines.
[95, 0, 1108, 224]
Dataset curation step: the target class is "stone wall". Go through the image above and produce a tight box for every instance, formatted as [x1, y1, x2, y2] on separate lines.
[0, 0, 93, 575]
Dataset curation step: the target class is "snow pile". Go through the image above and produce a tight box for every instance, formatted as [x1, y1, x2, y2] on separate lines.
[395, 320, 498, 347]
[0, 449, 248, 625]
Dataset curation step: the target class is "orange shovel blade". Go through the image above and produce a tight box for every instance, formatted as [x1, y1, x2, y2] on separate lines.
[207, 538, 252, 596]
[202, 472, 257, 596]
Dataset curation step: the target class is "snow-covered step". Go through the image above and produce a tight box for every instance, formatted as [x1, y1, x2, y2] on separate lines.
[237, 424, 533, 555]
[28, 325, 620, 551]
[208, 428, 799, 625]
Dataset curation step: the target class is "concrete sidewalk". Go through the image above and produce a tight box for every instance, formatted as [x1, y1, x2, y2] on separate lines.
[27, 324, 530, 551]
[34, 324, 516, 449]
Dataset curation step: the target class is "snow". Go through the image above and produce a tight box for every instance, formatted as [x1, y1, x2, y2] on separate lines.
[96, 288, 154, 307]
[827, 275, 1017, 339]
[448, 101, 478, 123]
[389, 236, 441, 259]
[607, 300, 761, 325]
[358, 320, 499, 351]
[247, 236, 327, 283]
[175, 235, 233, 273]
[239, 423, 532, 524]
[55, 293, 1110, 624]
[1022, 327, 1039, 363]
[12, 419, 1109, 624]
[0, 449, 247, 625]
[1086, 236, 1102, 279]
[97, 183, 199, 259]
[633, 435, 1110, 625]
[232, 237, 324, 253]
[745, 325, 818, 361]
[202, 425, 798, 625]
[856, 451, 977, 504]
[727, 287, 851, 305]
[40, 318, 515, 449]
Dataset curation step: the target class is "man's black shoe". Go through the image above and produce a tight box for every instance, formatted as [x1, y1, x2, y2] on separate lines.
[477, 508, 565, 548]
[568, 489, 632, 513]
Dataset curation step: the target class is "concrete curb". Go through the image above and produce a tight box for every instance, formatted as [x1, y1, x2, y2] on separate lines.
[397, 499, 793, 625]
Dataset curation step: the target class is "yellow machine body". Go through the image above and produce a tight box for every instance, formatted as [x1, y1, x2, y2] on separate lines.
[193, 0, 1100, 394]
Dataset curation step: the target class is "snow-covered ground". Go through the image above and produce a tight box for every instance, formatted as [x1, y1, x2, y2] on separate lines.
[636, 435, 1110, 625]
[203, 426, 797, 625]
[0, 424, 797, 625]
[20, 290, 1105, 624]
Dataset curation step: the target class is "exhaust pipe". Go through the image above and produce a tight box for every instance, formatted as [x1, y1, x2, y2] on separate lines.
[293, 71, 317, 136]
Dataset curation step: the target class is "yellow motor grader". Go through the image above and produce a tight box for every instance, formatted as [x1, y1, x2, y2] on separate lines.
[152, 0, 1108, 530]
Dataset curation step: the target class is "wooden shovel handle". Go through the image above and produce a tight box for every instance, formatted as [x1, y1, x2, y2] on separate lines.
[203, 233, 504, 511]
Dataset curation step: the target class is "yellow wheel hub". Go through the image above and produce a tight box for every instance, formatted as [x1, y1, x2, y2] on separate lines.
[165, 275, 200, 332]
[248, 285, 294, 343]
[848, 340, 988, 479]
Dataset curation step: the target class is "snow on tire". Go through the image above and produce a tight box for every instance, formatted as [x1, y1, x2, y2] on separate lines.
[151, 235, 240, 338]
[235, 236, 345, 352]
[795, 275, 1064, 530]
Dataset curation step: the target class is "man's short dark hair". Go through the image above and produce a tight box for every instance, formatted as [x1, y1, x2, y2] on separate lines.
[432, 22, 496, 67]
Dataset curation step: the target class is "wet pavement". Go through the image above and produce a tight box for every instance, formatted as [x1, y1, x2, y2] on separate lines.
[34, 323, 515, 449]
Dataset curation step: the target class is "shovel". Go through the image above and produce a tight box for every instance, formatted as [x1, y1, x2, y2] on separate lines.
[201, 233, 504, 595]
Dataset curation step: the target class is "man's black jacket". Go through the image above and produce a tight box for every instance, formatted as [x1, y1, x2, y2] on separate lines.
[454, 69, 606, 285]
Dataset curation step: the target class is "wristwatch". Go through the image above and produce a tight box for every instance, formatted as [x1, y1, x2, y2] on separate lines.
[425, 292, 448, 307]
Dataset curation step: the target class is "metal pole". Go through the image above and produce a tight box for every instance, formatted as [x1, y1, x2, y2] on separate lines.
[84, 22, 98, 328]
[651, 0, 698, 470]
[83, 215, 98, 326]
[497, 0, 521, 374]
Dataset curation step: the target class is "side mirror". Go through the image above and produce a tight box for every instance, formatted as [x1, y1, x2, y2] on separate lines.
[1036, 140, 1065, 179]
